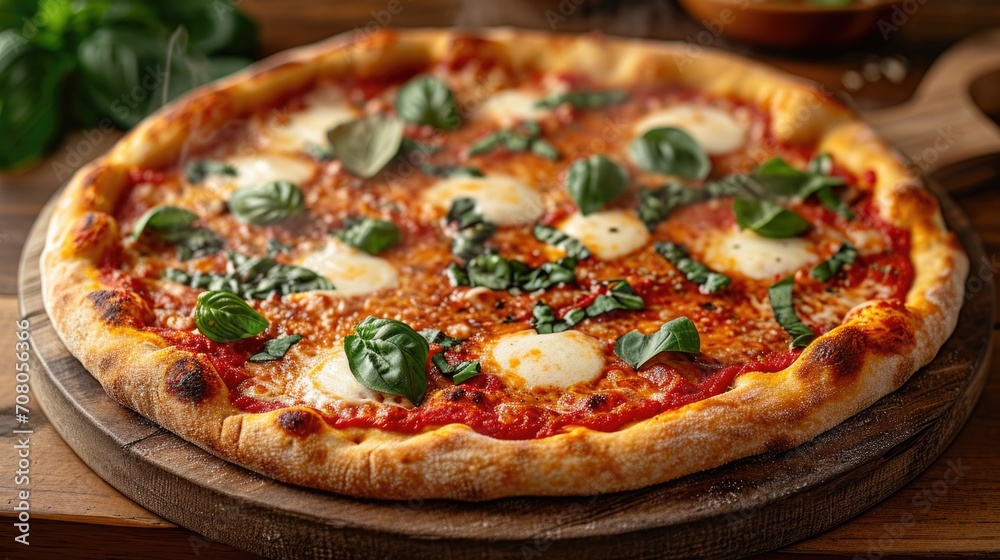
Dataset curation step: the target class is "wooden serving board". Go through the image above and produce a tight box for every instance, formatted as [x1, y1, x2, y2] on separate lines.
[17, 30, 1000, 560]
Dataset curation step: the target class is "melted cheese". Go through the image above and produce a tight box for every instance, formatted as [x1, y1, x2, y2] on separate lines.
[489, 330, 606, 389]
[298, 240, 399, 296]
[558, 210, 649, 260]
[634, 104, 747, 155]
[210, 154, 316, 194]
[266, 87, 360, 151]
[479, 90, 549, 126]
[702, 227, 815, 280]
[424, 175, 544, 226]
[293, 348, 412, 408]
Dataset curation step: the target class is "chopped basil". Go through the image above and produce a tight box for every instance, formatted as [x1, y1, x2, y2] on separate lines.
[326, 115, 405, 178]
[516, 258, 578, 292]
[629, 127, 710, 180]
[532, 224, 591, 259]
[614, 317, 701, 370]
[395, 74, 461, 130]
[194, 290, 269, 343]
[811, 242, 858, 281]
[565, 154, 628, 215]
[344, 316, 429, 405]
[585, 280, 645, 316]
[265, 238, 293, 257]
[466, 254, 517, 290]
[249, 334, 303, 363]
[419, 329, 465, 348]
[132, 206, 224, 260]
[655, 242, 731, 294]
[334, 217, 401, 255]
[462, 254, 577, 292]
[432, 353, 481, 384]
[754, 156, 854, 219]
[165, 251, 333, 300]
[446, 198, 496, 261]
[532, 302, 585, 334]
[768, 277, 816, 348]
[637, 182, 707, 230]
[228, 181, 305, 225]
[185, 160, 237, 184]
[418, 163, 484, 178]
[534, 90, 629, 110]
[734, 198, 810, 238]
[468, 120, 560, 160]
[445, 262, 470, 286]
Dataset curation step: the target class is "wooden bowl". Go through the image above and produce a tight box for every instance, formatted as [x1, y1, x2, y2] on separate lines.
[677, 0, 902, 49]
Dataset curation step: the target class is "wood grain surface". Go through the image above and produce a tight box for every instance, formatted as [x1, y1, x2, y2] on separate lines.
[2, 1, 1000, 558]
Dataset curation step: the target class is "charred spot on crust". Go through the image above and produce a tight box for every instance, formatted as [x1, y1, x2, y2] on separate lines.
[799, 326, 867, 381]
[98, 352, 119, 372]
[165, 357, 217, 404]
[277, 409, 320, 437]
[88, 290, 132, 324]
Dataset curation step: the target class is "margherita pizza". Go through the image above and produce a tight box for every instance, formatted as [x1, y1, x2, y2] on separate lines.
[41, 29, 968, 500]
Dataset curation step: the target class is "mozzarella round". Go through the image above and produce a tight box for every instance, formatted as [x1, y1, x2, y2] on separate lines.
[702, 226, 815, 280]
[298, 240, 399, 297]
[558, 210, 650, 260]
[210, 154, 316, 194]
[634, 104, 747, 155]
[424, 175, 544, 226]
[478, 90, 549, 126]
[489, 330, 606, 389]
[293, 348, 412, 408]
[265, 87, 360, 150]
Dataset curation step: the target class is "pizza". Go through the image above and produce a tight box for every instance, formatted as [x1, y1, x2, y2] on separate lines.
[41, 29, 968, 501]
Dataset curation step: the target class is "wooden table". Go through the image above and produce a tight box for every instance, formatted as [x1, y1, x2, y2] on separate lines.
[2, 1, 999, 558]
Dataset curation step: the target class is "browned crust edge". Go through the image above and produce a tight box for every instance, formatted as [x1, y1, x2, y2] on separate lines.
[40, 28, 969, 501]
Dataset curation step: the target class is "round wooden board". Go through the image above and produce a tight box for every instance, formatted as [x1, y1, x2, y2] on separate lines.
[18, 179, 993, 560]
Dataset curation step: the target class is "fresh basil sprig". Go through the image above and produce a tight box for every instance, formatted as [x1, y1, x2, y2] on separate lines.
[734, 198, 810, 239]
[655, 242, 731, 294]
[614, 317, 701, 370]
[249, 334, 302, 363]
[334, 217, 401, 255]
[532, 225, 591, 260]
[395, 74, 461, 130]
[344, 317, 429, 405]
[228, 181, 305, 225]
[185, 160, 237, 184]
[637, 182, 706, 230]
[468, 120, 560, 160]
[535, 90, 629, 110]
[165, 251, 333, 300]
[629, 127, 710, 180]
[419, 329, 465, 349]
[811, 242, 857, 281]
[769, 277, 816, 348]
[327, 115, 405, 178]
[446, 198, 496, 261]
[566, 154, 628, 215]
[132, 205, 224, 260]
[195, 290, 269, 343]
[432, 354, 481, 384]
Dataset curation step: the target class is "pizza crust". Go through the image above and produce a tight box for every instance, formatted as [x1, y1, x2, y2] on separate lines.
[41, 28, 968, 500]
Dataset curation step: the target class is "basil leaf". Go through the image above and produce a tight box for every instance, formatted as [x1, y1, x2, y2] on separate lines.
[811, 242, 857, 281]
[166, 252, 333, 300]
[467, 121, 559, 160]
[446, 198, 496, 261]
[335, 217, 401, 255]
[419, 163, 484, 178]
[466, 254, 515, 290]
[446, 198, 484, 230]
[228, 181, 305, 225]
[249, 334, 303, 363]
[266, 239, 293, 257]
[532, 225, 591, 260]
[431, 353, 481, 384]
[132, 206, 198, 241]
[515, 258, 577, 292]
[705, 174, 770, 199]
[734, 198, 810, 238]
[344, 316, 429, 405]
[535, 90, 629, 110]
[532, 302, 585, 334]
[655, 242, 731, 294]
[186, 160, 237, 184]
[445, 262, 470, 286]
[327, 115, 404, 178]
[769, 277, 816, 348]
[175, 228, 226, 261]
[565, 155, 628, 215]
[395, 74, 460, 130]
[614, 317, 701, 370]
[419, 329, 465, 349]
[755, 157, 853, 219]
[585, 280, 645, 316]
[629, 127, 710, 180]
[195, 290, 269, 343]
[461, 254, 577, 292]
[530, 139, 561, 160]
[637, 183, 707, 230]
